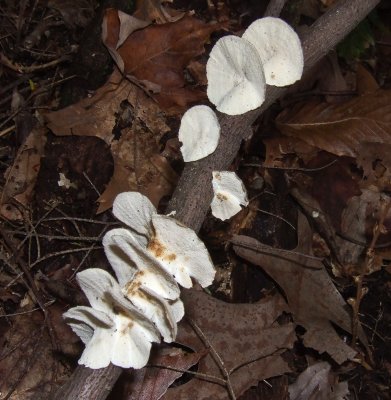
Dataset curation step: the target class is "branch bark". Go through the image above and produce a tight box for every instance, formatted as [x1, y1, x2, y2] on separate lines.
[265, 0, 288, 17]
[52, 0, 380, 398]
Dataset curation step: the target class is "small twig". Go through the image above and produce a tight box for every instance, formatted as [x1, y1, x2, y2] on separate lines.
[0, 300, 55, 318]
[148, 364, 226, 386]
[43, 217, 115, 225]
[0, 51, 71, 74]
[0, 226, 59, 351]
[83, 172, 101, 196]
[70, 230, 108, 279]
[243, 159, 337, 172]
[186, 317, 236, 400]
[8, 201, 58, 260]
[28, 246, 102, 270]
[4, 231, 103, 242]
[0, 124, 15, 137]
[256, 208, 296, 231]
[48, 204, 84, 237]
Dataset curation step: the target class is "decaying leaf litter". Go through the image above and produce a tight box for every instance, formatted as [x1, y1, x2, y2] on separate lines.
[0, 0, 390, 399]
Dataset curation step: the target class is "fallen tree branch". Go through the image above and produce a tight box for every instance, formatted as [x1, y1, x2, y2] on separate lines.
[52, 0, 380, 398]
[167, 0, 381, 230]
[265, 0, 288, 17]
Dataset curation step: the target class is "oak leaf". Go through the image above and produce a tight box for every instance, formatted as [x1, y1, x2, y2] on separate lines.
[45, 69, 176, 213]
[0, 126, 47, 220]
[102, 10, 219, 113]
[134, 0, 184, 23]
[232, 212, 367, 364]
[162, 289, 295, 400]
[276, 89, 391, 158]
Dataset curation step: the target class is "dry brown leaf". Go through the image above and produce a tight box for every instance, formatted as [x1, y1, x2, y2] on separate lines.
[134, 0, 184, 23]
[45, 69, 176, 212]
[288, 362, 349, 400]
[357, 142, 391, 191]
[162, 289, 295, 399]
[102, 9, 150, 72]
[339, 189, 391, 272]
[294, 155, 361, 232]
[102, 11, 218, 113]
[0, 306, 71, 399]
[356, 64, 379, 95]
[276, 89, 391, 158]
[263, 136, 320, 168]
[0, 126, 47, 220]
[98, 128, 178, 213]
[129, 348, 207, 400]
[232, 212, 366, 364]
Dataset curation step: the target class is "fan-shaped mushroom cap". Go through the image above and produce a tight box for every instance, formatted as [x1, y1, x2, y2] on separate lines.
[206, 35, 266, 115]
[242, 17, 303, 87]
[112, 191, 155, 238]
[64, 268, 160, 369]
[211, 171, 249, 220]
[179, 105, 220, 162]
[149, 214, 216, 288]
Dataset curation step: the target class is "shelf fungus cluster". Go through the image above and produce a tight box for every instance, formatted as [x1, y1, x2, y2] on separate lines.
[64, 17, 304, 370]
[177, 17, 303, 219]
[64, 192, 215, 369]
[207, 17, 303, 115]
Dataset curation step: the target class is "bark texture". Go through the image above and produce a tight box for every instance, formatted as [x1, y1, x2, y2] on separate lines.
[52, 0, 381, 398]
[265, 0, 288, 17]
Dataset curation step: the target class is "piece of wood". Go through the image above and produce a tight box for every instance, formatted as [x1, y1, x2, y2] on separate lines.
[52, 0, 381, 398]
[265, 0, 288, 17]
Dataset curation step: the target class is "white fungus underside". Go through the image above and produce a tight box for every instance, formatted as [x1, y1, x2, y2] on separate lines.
[151, 214, 216, 288]
[206, 35, 266, 115]
[179, 105, 220, 162]
[78, 313, 157, 369]
[242, 17, 303, 87]
[211, 171, 249, 220]
[103, 228, 180, 301]
[112, 191, 155, 237]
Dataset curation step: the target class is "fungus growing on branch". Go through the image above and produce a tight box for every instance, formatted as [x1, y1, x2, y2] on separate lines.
[242, 17, 304, 87]
[211, 171, 249, 220]
[206, 35, 266, 115]
[178, 105, 220, 162]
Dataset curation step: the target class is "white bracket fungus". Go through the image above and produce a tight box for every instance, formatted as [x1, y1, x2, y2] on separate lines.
[63, 268, 160, 369]
[150, 214, 215, 288]
[211, 171, 249, 220]
[109, 192, 215, 289]
[178, 105, 220, 162]
[206, 35, 266, 115]
[103, 227, 181, 301]
[64, 192, 216, 369]
[242, 17, 304, 87]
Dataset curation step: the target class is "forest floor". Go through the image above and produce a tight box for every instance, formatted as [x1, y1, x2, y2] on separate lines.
[0, 1, 390, 399]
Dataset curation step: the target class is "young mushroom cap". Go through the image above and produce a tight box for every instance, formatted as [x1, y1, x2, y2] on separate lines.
[178, 105, 220, 162]
[206, 35, 266, 115]
[211, 171, 249, 221]
[242, 17, 304, 87]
